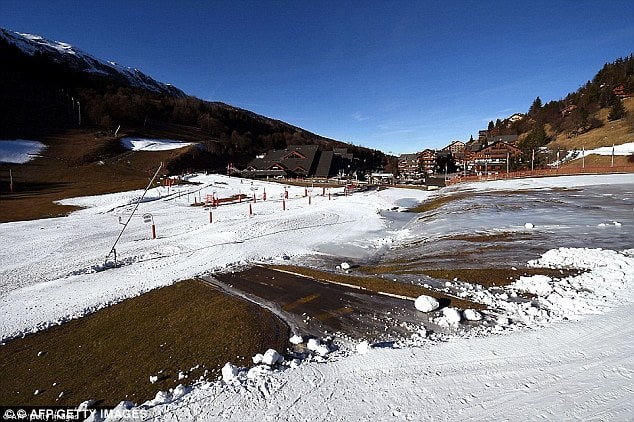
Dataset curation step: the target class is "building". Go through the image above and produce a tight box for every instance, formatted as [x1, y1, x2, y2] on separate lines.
[398, 153, 422, 180]
[442, 140, 465, 155]
[487, 134, 519, 145]
[473, 141, 522, 173]
[418, 149, 437, 174]
[242, 145, 352, 179]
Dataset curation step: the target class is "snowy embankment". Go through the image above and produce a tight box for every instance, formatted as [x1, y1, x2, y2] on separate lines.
[0, 139, 46, 163]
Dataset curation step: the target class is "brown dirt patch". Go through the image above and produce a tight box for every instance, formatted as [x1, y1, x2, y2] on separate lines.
[0, 129, 198, 222]
[0, 279, 288, 407]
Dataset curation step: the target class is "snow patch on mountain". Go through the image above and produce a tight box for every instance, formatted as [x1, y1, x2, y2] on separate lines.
[0, 27, 184, 96]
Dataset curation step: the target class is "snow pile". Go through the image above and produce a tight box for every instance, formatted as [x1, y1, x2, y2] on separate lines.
[414, 295, 440, 312]
[0, 140, 46, 164]
[513, 274, 553, 296]
[462, 309, 482, 321]
[262, 349, 284, 366]
[356, 340, 371, 354]
[289, 334, 303, 345]
[120, 138, 196, 151]
[434, 307, 462, 328]
[221, 363, 240, 384]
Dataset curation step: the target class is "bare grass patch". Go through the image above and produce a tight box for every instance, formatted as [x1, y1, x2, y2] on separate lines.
[0, 279, 288, 407]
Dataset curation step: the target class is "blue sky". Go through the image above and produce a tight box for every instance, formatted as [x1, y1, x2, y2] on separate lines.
[2, 1, 633, 154]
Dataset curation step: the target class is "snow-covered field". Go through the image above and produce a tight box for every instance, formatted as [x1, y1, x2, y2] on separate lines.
[1, 173, 633, 420]
[0, 139, 46, 163]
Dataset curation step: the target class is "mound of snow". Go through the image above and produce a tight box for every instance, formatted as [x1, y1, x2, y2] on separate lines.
[289, 334, 304, 345]
[356, 340, 371, 355]
[306, 338, 321, 351]
[414, 295, 440, 312]
[221, 362, 239, 383]
[462, 309, 482, 321]
[436, 307, 462, 327]
[262, 349, 283, 366]
[340, 262, 351, 270]
[513, 275, 553, 296]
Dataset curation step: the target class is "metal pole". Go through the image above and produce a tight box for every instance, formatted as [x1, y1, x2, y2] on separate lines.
[106, 162, 163, 264]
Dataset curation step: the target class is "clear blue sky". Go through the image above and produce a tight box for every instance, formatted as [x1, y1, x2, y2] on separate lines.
[2, 1, 633, 154]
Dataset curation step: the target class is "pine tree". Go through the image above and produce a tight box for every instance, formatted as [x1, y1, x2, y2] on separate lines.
[608, 98, 626, 121]
[528, 96, 543, 117]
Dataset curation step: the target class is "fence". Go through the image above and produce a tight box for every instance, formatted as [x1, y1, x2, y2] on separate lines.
[446, 165, 634, 186]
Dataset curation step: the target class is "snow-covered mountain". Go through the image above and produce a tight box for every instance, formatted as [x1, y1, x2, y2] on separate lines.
[0, 27, 185, 97]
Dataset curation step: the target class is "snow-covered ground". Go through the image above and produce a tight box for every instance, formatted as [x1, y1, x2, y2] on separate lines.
[563, 141, 634, 162]
[1, 173, 633, 420]
[119, 137, 197, 151]
[0, 139, 46, 163]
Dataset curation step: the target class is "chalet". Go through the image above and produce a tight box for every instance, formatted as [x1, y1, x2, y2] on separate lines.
[507, 113, 525, 123]
[243, 145, 352, 179]
[473, 141, 522, 173]
[560, 104, 577, 117]
[463, 139, 485, 162]
[487, 134, 519, 145]
[418, 149, 437, 174]
[398, 153, 421, 180]
[612, 84, 632, 98]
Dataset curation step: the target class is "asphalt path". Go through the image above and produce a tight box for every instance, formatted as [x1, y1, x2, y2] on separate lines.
[205, 266, 427, 342]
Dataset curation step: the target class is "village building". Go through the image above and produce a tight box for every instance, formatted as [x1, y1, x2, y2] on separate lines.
[397, 153, 422, 180]
[418, 149, 437, 174]
[441, 140, 466, 167]
[472, 141, 522, 174]
[242, 145, 353, 179]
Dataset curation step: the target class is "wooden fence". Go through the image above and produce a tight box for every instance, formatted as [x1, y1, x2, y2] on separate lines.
[446, 166, 634, 185]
